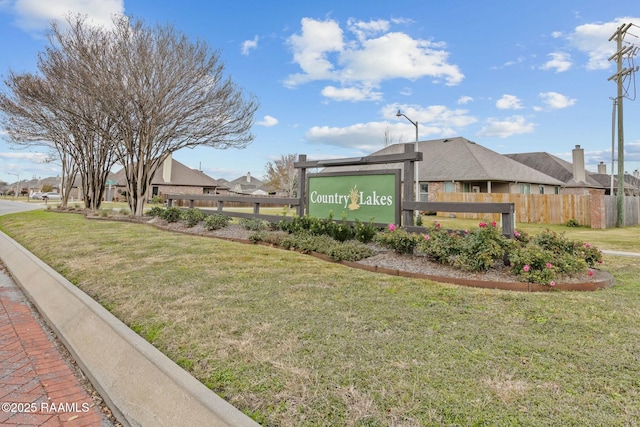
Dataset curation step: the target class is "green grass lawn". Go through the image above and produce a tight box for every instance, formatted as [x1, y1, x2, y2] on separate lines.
[1, 211, 639, 426]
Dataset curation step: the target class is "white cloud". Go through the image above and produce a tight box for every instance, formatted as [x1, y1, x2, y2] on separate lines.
[306, 122, 389, 152]
[477, 115, 535, 138]
[256, 115, 278, 127]
[285, 17, 464, 101]
[346, 17, 389, 42]
[305, 103, 477, 150]
[566, 17, 640, 70]
[383, 103, 477, 129]
[538, 91, 576, 109]
[241, 36, 259, 56]
[6, 0, 123, 31]
[321, 85, 382, 102]
[540, 52, 572, 72]
[457, 96, 473, 105]
[496, 94, 523, 110]
[284, 18, 344, 86]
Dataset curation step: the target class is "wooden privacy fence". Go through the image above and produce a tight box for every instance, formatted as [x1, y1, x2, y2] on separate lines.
[604, 195, 640, 227]
[433, 193, 592, 226]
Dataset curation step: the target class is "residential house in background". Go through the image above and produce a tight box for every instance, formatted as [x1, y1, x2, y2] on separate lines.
[505, 145, 605, 196]
[325, 137, 564, 200]
[506, 145, 639, 197]
[227, 172, 275, 195]
[109, 154, 228, 202]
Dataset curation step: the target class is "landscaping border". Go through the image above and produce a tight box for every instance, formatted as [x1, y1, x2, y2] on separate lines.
[92, 214, 614, 293]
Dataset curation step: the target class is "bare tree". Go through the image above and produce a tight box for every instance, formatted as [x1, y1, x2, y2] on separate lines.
[0, 18, 117, 210]
[93, 16, 259, 216]
[383, 126, 396, 147]
[264, 153, 298, 197]
[0, 74, 79, 208]
[1, 14, 258, 216]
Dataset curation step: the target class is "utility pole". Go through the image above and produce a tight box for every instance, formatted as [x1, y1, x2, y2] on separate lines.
[608, 22, 637, 227]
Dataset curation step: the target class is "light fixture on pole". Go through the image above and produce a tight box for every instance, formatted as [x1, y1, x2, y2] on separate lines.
[8, 172, 20, 198]
[396, 110, 420, 224]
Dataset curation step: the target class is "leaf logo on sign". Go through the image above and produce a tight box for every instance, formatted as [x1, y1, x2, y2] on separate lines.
[348, 185, 360, 211]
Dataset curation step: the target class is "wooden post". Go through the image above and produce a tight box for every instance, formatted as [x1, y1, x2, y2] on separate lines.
[501, 204, 515, 238]
[297, 154, 307, 217]
[402, 144, 415, 227]
[253, 203, 260, 215]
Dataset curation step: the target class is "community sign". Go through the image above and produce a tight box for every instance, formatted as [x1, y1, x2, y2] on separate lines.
[307, 170, 400, 224]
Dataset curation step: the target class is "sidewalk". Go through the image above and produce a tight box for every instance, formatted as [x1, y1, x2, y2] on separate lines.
[0, 268, 109, 427]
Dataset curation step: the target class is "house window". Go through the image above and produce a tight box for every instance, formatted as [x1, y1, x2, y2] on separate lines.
[518, 183, 530, 194]
[419, 183, 428, 202]
[444, 182, 455, 193]
[463, 183, 470, 193]
[539, 185, 544, 194]
[554, 186, 559, 195]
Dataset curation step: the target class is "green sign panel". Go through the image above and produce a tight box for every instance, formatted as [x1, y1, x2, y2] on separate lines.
[307, 170, 400, 224]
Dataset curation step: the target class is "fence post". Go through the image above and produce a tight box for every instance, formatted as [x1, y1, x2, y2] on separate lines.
[402, 144, 416, 227]
[297, 154, 307, 217]
[501, 203, 515, 238]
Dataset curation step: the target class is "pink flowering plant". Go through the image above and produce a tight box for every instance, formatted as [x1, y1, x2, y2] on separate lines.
[452, 221, 510, 271]
[508, 229, 602, 285]
[374, 221, 602, 286]
[416, 222, 463, 265]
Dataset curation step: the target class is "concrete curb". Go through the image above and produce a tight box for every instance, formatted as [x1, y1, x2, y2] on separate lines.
[0, 231, 260, 427]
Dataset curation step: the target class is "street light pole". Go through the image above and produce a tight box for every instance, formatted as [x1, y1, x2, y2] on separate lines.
[396, 110, 420, 224]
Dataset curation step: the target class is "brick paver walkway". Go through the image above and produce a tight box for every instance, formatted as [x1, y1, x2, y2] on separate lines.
[0, 269, 105, 426]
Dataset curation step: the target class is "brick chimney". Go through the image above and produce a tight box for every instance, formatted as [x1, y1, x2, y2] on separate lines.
[597, 161, 607, 174]
[572, 145, 586, 183]
[162, 153, 173, 183]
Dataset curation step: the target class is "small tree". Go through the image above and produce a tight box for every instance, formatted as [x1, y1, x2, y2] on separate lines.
[264, 153, 298, 197]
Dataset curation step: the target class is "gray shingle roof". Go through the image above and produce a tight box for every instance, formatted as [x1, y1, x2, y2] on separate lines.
[504, 152, 603, 188]
[327, 137, 564, 185]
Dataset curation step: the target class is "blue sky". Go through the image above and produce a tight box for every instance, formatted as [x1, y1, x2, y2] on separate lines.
[1, 0, 639, 185]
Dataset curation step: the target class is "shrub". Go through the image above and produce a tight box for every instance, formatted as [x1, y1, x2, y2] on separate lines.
[239, 217, 269, 231]
[151, 195, 162, 204]
[119, 208, 131, 216]
[353, 218, 379, 243]
[509, 245, 558, 284]
[374, 227, 420, 255]
[147, 206, 165, 217]
[203, 214, 230, 230]
[417, 223, 463, 265]
[532, 229, 575, 254]
[182, 208, 206, 228]
[507, 228, 602, 285]
[248, 230, 285, 246]
[278, 232, 325, 253]
[160, 207, 182, 223]
[566, 218, 580, 227]
[455, 223, 509, 271]
[325, 241, 376, 261]
[329, 215, 355, 242]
